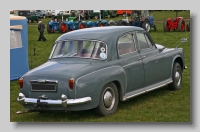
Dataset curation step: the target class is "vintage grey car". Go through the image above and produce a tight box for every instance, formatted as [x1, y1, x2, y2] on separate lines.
[17, 26, 186, 116]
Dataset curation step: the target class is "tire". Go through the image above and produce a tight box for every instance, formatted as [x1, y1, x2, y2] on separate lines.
[118, 20, 127, 26]
[108, 20, 115, 26]
[142, 21, 150, 32]
[186, 21, 190, 31]
[47, 24, 53, 33]
[178, 19, 185, 32]
[163, 20, 170, 32]
[168, 62, 182, 90]
[78, 22, 85, 29]
[153, 25, 156, 31]
[95, 82, 119, 116]
[59, 22, 68, 33]
[98, 22, 104, 27]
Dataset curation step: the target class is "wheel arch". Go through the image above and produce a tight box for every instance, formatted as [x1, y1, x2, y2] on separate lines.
[170, 55, 184, 78]
[174, 56, 184, 70]
[112, 80, 123, 101]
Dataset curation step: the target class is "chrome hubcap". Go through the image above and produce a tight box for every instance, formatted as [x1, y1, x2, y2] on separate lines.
[103, 87, 115, 110]
[175, 68, 181, 86]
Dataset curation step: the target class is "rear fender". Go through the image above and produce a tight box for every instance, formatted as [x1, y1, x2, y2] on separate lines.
[75, 66, 126, 103]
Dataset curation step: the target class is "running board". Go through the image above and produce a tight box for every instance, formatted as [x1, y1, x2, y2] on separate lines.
[123, 79, 172, 101]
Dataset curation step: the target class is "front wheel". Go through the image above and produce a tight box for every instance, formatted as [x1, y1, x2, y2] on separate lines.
[168, 62, 182, 90]
[95, 82, 119, 116]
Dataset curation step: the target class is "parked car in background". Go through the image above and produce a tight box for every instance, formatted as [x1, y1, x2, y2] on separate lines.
[17, 26, 186, 116]
[12, 10, 38, 23]
[57, 10, 64, 16]
[88, 10, 101, 19]
[35, 10, 47, 18]
[52, 10, 56, 16]
[46, 10, 53, 18]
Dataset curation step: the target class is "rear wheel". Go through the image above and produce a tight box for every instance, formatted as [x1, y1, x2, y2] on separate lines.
[163, 20, 170, 32]
[78, 22, 85, 29]
[186, 21, 190, 31]
[153, 25, 156, 31]
[178, 19, 185, 32]
[168, 62, 182, 90]
[98, 22, 105, 27]
[95, 82, 119, 116]
[59, 22, 68, 33]
[142, 21, 150, 32]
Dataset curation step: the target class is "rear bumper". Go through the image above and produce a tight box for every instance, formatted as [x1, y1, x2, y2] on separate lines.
[17, 93, 92, 108]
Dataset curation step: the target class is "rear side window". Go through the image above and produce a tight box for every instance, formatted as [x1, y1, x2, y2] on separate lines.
[118, 34, 136, 55]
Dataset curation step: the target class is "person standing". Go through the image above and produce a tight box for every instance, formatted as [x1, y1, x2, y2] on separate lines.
[37, 19, 46, 41]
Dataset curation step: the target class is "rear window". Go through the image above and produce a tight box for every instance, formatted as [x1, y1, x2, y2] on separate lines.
[51, 40, 107, 60]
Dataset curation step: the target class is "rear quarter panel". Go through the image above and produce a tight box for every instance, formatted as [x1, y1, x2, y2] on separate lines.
[75, 65, 126, 107]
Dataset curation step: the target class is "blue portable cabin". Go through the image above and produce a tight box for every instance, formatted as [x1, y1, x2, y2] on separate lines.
[10, 15, 29, 81]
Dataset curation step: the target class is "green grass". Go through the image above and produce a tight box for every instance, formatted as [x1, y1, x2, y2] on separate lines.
[10, 11, 190, 122]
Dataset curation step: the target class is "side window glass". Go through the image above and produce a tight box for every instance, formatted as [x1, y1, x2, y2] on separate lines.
[10, 30, 22, 49]
[136, 32, 149, 50]
[118, 34, 136, 55]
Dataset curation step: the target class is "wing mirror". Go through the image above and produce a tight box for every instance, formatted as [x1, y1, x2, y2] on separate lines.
[176, 38, 187, 48]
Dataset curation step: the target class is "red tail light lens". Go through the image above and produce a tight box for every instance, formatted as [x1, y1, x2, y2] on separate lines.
[68, 78, 74, 90]
[18, 78, 23, 88]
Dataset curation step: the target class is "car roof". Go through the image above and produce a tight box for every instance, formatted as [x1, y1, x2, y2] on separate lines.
[56, 26, 144, 43]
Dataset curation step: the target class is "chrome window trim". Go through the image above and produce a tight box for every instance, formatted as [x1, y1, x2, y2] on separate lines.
[118, 33, 137, 56]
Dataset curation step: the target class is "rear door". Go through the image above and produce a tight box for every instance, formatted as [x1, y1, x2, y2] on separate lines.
[117, 33, 144, 94]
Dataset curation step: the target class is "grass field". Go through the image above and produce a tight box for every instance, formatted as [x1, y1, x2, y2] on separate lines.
[10, 10, 191, 122]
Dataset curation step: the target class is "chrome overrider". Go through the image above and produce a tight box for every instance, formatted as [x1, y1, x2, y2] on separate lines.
[17, 93, 92, 108]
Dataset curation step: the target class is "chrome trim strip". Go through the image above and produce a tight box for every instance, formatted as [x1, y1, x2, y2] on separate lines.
[17, 93, 92, 108]
[76, 66, 120, 84]
[122, 61, 137, 68]
[145, 80, 172, 92]
[123, 80, 173, 101]
[30, 80, 58, 83]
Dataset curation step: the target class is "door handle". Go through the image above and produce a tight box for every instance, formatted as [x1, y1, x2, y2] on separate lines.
[142, 56, 146, 59]
[137, 57, 142, 61]
[137, 56, 146, 61]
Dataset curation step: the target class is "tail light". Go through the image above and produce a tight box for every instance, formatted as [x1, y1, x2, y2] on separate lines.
[68, 78, 74, 90]
[18, 78, 23, 88]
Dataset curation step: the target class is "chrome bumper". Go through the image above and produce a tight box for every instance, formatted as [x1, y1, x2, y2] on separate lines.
[17, 93, 92, 108]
